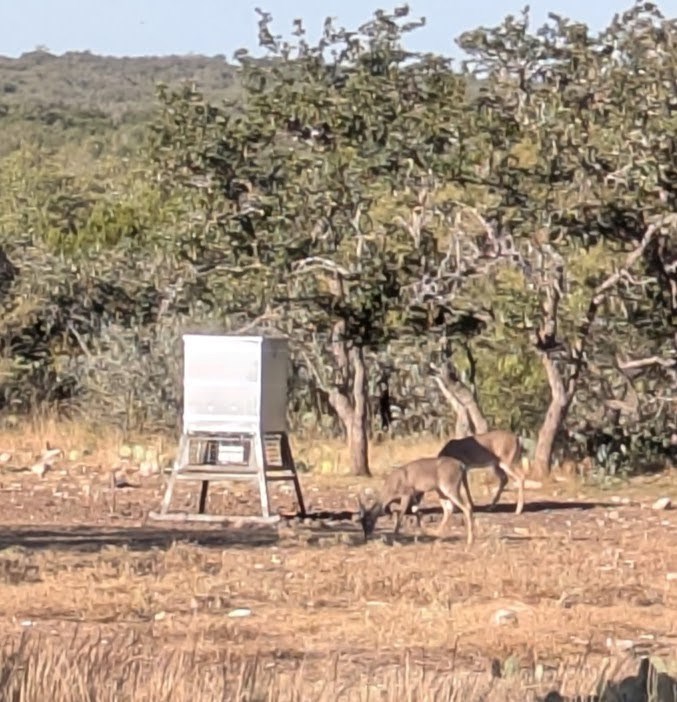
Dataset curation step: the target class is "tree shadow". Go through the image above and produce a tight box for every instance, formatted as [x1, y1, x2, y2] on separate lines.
[412, 498, 618, 518]
[353, 499, 616, 528]
[290, 497, 612, 525]
[539, 655, 677, 701]
[0, 498, 624, 554]
[0, 524, 280, 553]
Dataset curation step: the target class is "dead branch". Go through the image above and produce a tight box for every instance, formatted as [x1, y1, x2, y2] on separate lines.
[616, 354, 677, 371]
[350, 203, 366, 260]
[67, 323, 93, 360]
[233, 310, 279, 335]
[292, 257, 351, 278]
[567, 218, 671, 389]
[590, 219, 666, 306]
[300, 349, 329, 391]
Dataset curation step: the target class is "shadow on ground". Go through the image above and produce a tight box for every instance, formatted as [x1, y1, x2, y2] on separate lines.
[0, 524, 281, 553]
[305, 498, 617, 523]
[0, 499, 620, 553]
[539, 656, 677, 701]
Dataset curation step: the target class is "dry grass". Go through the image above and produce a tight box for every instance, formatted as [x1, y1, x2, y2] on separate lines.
[0, 632, 656, 702]
[0, 419, 676, 700]
[0, 415, 452, 474]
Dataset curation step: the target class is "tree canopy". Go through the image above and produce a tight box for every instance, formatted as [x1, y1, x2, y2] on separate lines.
[1, 2, 675, 476]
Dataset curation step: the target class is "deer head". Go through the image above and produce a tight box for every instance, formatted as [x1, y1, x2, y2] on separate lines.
[357, 496, 382, 541]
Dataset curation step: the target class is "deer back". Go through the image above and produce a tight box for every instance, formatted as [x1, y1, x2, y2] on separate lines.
[475, 430, 520, 464]
[438, 436, 499, 468]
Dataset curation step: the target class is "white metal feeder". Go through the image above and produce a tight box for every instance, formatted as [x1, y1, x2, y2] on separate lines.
[150, 334, 306, 524]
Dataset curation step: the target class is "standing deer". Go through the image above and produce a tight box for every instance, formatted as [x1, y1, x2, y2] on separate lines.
[438, 429, 525, 515]
[357, 456, 475, 545]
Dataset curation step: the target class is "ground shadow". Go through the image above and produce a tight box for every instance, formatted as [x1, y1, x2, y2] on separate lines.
[0, 524, 281, 553]
[539, 655, 677, 701]
[408, 498, 618, 519]
[299, 498, 616, 524]
[0, 498, 622, 554]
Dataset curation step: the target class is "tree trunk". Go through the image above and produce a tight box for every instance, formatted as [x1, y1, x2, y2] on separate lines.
[533, 353, 569, 475]
[348, 345, 369, 475]
[328, 342, 371, 476]
[347, 415, 369, 476]
[532, 221, 664, 474]
[455, 409, 471, 439]
[432, 367, 488, 438]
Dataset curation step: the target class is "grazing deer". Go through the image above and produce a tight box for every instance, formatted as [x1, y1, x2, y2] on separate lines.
[357, 457, 475, 545]
[438, 429, 525, 515]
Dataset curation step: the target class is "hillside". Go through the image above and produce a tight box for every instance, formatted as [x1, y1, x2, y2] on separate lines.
[0, 50, 241, 120]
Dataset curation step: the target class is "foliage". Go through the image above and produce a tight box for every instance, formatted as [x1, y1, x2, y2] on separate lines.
[0, 3, 675, 475]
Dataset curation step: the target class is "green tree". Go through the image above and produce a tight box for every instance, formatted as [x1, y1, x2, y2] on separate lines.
[456, 2, 677, 472]
[149, 7, 500, 474]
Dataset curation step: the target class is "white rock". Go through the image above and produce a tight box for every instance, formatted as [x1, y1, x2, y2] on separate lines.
[666, 572, 677, 581]
[652, 497, 671, 511]
[0, 452, 11, 464]
[132, 444, 146, 462]
[144, 447, 159, 462]
[228, 608, 252, 618]
[30, 461, 48, 477]
[606, 636, 635, 652]
[491, 608, 518, 626]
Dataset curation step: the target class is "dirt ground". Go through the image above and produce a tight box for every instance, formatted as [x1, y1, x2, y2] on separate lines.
[0, 431, 676, 699]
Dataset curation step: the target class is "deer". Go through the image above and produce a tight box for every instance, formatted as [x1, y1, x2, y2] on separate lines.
[437, 429, 525, 515]
[357, 456, 475, 545]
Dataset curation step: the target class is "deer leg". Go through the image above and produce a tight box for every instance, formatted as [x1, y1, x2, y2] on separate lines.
[449, 468, 474, 514]
[405, 491, 422, 530]
[440, 481, 475, 546]
[461, 466, 475, 510]
[500, 462, 525, 515]
[435, 495, 454, 536]
[488, 464, 509, 510]
[393, 493, 412, 536]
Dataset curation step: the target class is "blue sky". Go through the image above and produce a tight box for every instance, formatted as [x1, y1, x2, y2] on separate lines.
[1, 0, 676, 60]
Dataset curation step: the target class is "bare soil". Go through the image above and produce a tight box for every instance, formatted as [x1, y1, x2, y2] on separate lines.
[0, 438, 676, 699]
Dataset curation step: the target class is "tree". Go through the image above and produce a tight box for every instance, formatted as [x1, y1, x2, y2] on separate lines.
[456, 2, 677, 472]
[149, 7, 499, 474]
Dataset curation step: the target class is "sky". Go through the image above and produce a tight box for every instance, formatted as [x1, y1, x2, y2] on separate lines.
[1, 0, 676, 61]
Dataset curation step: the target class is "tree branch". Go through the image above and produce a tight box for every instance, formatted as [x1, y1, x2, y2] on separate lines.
[568, 218, 670, 391]
[292, 257, 352, 278]
[430, 361, 488, 436]
[590, 219, 667, 307]
[300, 349, 329, 392]
[616, 354, 677, 371]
